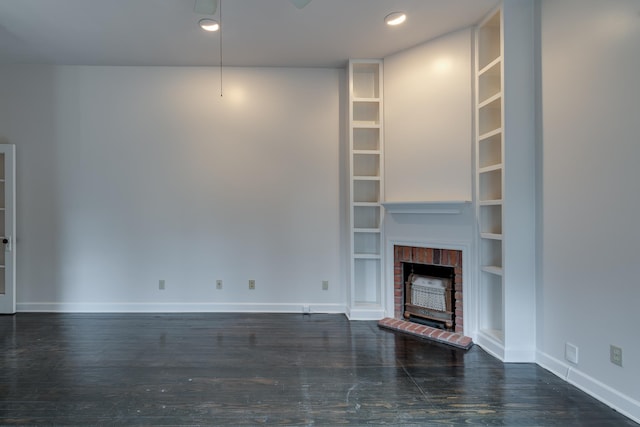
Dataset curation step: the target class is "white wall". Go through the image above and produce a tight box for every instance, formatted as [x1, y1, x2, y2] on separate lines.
[382, 28, 475, 326]
[0, 65, 344, 312]
[538, 0, 640, 420]
[384, 28, 473, 202]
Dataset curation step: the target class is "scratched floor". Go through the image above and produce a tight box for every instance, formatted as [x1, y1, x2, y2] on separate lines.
[0, 313, 636, 426]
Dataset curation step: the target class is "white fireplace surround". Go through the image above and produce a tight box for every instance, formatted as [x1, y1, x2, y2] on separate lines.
[385, 238, 475, 338]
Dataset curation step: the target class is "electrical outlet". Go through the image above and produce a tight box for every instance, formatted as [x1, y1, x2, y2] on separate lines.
[610, 345, 623, 367]
[322, 280, 329, 290]
[565, 342, 578, 364]
[216, 280, 223, 290]
[249, 280, 256, 290]
[159, 279, 165, 290]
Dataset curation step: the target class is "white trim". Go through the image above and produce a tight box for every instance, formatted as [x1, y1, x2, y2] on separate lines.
[384, 238, 475, 338]
[382, 201, 471, 215]
[537, 350, 640, 424]
[17, 302, 347, 314]
[346, 305, 386, 320]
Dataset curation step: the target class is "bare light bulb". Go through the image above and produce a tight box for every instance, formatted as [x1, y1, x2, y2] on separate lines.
[199, 18, 219, 32]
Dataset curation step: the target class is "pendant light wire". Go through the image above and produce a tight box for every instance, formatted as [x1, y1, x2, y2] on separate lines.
[219, 0, 223, 97]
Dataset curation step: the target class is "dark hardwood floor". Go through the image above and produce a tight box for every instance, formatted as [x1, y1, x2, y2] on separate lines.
[0, 313, 636, 426]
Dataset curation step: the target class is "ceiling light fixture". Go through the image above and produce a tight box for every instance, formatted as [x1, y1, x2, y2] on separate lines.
[199, 18, 219, 32]
[385, 12, 407, 26]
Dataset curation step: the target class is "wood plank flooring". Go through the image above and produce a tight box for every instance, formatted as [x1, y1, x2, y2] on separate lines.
[0, 313, 636, 426]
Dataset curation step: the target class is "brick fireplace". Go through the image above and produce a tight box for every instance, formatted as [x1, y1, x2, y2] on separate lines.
[378, 243, 472, 349]
[393, 245, 464, 333]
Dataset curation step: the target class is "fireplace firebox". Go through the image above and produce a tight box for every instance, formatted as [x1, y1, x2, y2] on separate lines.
[403, 263, 455, 330]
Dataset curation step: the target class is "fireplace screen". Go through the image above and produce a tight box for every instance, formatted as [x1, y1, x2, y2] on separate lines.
[404, 273, 454, 330]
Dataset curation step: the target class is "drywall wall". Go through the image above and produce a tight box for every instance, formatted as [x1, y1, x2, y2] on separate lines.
[538, 0, 640, 421]
[382, 28, 475, 323]
[0, 65, 344, 312]
[384, 28, 473, 202]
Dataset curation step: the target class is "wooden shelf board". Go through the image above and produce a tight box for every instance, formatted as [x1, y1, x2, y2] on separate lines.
[478, 56, 502, 76]
[479, 199, 503, 206]
[478, 92, 502, 109]
[480, 232, 503, 240]
[352, 97, 381, 103]
[353, 150, 381, 155]
[353, 202, 380, 207]
[481, 266, 503, 276]
[478, 128, 503, 141]
[353, 228, 381, 233]
[479, 328, 505, 344]
[478, 198, 502, 205]
[352, 121, 380, 128]
[479, 164, 502, 174]
[353, 253, 381, 260]
[352, 176, 380, 181]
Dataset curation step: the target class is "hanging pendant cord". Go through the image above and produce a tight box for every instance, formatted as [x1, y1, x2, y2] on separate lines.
[219, 0, 223, 97]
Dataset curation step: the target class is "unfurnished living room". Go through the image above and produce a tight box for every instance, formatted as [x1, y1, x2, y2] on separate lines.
[0, 0, 638, 425]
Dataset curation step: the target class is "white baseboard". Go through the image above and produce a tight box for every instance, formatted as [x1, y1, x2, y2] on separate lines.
[537, 350, 640, 424]
[17, 302, 346, 315]
[345, 306, 386, 321]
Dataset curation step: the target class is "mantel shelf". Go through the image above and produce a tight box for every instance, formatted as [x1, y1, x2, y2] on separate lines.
[381, 200, 471, 215]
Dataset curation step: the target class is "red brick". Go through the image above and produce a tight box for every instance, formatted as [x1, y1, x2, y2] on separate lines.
[457, 336, 473, 348]
[425, 248, 433, 264]
[439, 332, 452, 341]
[443, 251, 451, 266]
[423, 248, 430, 264]
[448, 251, 459, 267]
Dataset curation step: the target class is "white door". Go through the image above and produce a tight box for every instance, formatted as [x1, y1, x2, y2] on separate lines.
[0, 145, 15, 314]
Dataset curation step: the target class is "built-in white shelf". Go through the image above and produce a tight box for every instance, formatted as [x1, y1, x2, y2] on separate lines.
[479, 57, 502, 77]
[382, 200, 470, 215]
[353, 254, 381, 260]
[478, 164, 502, 174]
[481, 265, 504, 276]
[480, 328, 505, 343]
[480, 233, 503, 240]
[348, 59, 384, 319]
[474, 2, 536, 362]
[354, 228, 381, 233]
[479, 199, 503, 206]
[478, 92, 502, 110]
[353, 97, 381, 103]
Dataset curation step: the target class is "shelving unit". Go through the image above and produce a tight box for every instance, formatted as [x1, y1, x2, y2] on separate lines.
[476, 9, 505, 345]
[474, 2, 536, 362]
[0, 153, 5, 295]
[348, 60, 384, 320]
[0, 144, 15, 314]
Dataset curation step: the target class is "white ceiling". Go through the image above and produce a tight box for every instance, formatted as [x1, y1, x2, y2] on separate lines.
[0, 0, 499, 68]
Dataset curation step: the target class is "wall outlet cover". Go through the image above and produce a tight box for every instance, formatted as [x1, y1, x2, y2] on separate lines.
[565, 342, 578, 364]
[610, 345, 623, 367]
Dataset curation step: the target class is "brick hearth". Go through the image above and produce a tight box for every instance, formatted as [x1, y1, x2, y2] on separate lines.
[378, 317, 473, 349]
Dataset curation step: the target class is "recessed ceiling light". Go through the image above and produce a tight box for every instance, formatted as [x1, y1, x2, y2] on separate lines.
[385, 12, 407, 26]
[199, 18, 219, 32]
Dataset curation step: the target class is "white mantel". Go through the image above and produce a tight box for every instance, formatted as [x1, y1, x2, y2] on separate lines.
[382, 201, 471, 215]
